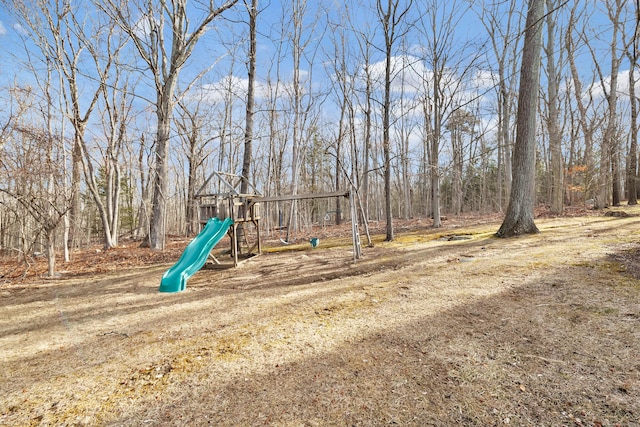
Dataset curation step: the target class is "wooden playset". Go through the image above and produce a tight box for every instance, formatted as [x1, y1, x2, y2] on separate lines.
[195, 171, 362, 267]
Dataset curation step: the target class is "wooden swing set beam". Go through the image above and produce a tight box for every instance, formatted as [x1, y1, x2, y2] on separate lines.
[249, 191, 349, 204]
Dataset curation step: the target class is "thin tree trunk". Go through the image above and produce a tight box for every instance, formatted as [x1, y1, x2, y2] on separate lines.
[431, 80, 442, 228]
[377, 0, 412, 241]
[362, 65, 373, 220]
[46, 227, 55, 278]
[566, 6, 595, 203]
[383, 36, 393, 241]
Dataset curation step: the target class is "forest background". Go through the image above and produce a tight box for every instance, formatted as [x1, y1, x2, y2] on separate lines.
[0, 0, 638, 276]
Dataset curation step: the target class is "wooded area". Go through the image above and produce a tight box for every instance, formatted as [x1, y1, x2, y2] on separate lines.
[0, 0, 638, 275]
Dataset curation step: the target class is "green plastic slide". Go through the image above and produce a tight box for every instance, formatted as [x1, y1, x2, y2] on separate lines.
[159, 217, 233, 293]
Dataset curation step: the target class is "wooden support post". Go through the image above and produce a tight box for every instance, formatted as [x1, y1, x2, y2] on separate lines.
[350, 188, 362, 261]
[255, 218, 262, 254]
[230, 222, 239, 267]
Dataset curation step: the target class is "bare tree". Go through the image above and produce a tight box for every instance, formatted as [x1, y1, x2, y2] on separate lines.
[347, 8, 379, 222]
[584, 0, 628, 207]
[326, 9, 364, 225]
[0, 85, 72, 276]
[78, 24, 140, 249]
[326, 24, 348, 226]
[376, 0, 413, 241]
[625, 0, 639, 205]
[496, 0, 544, 237]
[213, 56, 244, 178]
[627, 67, 639, 205]
[9, 1, 134, 249]
[392, 51, 419, 220]
[2, 0, 107, 250]
[446, 108, 478, 215]
[175, 97, 217, 235]
[134, 133, 154, 239]
[263, 61, 286, 233]
[475, 0, 523, 211]
[101, 0, 239, 250]
[240, 0, 258, 195]
[566, 3, 599, 204]
[545, 0, 565, 214]
[415, 0, 483, 227]
[281, 0, 325, 242]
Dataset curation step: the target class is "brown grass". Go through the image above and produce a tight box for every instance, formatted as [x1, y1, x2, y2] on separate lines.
[1, 208, 639, 426]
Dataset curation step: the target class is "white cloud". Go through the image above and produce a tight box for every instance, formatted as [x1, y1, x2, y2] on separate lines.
[0, 21, 6, 36]
[198, 74, 287, 104]
[585, 69, 640, 102]
[199, 75, 250, 103]
[13, 23, 28, 36]
[365, 55, 429, 95]
[472, 70, 497, 90]
[132, 16, 153, 41]
[362, 55, 496, 101]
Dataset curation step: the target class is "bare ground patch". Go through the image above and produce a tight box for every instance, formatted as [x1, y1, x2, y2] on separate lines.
[1, 211, 640, 426]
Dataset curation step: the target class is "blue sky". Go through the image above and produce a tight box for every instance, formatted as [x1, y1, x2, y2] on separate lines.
[0, 1, 629, 95]
[0, 0, 635, 148]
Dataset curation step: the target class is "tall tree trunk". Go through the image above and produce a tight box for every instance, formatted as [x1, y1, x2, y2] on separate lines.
[383, 37, 393, 241]
[496, 0, 544, 237]
[237, 0, 258, 248]
[335, 133, 343, 225]
[334, 68, 347, 225]
[431, 78, 442, 228]
[628, 45, 638, 205]
[69, 144, 82, 249]
[382, 43, 393, 242]
[149, 88, 174, 250]
[241, 0, 257, 196]
[377, 0, 411, 240]
[546, 0, 564, 214]
[362, 64, 373, 221]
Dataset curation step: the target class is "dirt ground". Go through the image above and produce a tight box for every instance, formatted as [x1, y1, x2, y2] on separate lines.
[1, 208, 639, 426]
